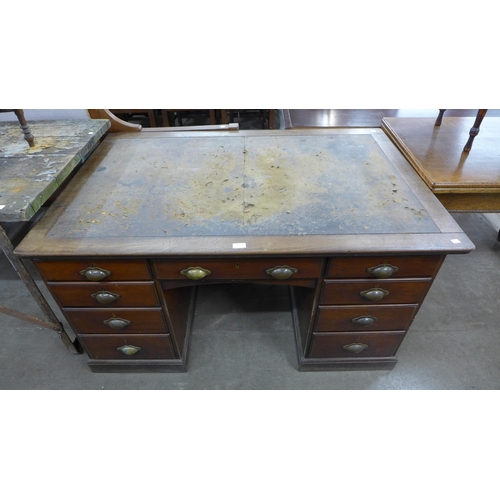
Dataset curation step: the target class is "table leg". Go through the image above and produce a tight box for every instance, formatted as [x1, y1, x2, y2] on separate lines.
[463, 109, 488, 152]
[13, 109, 35, 147]
[0, 225, 80, 354]
[269, 109, 275, 129]
[435, 109, 446, 126]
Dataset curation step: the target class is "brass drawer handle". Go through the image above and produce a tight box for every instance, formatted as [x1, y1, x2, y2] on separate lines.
[265, 265, 298, 280]
[79, 266, 111, 281]
[343, 343, 368, 354]
[352, 314, 378, 327]
[91, 291, 121, 304]
[180, 266, 212, 280]
[103, 317, 131, 330]
[360, 287, 389, 302]
[117, 345, 141, 356]
[367, 263, 399, 278]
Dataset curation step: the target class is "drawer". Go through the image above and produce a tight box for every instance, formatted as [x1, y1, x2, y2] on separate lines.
[326, 255, 443, 279]
[79, 334, 176, 360]
[308, 331, 405, 358]
[63, 308, 168, 334]
[321, 279, 432, 305]
[36, 260, 151, 282]
[153, 257, 323, 281]
[315, 305, 417, 332]
[46, 282, 159, 308]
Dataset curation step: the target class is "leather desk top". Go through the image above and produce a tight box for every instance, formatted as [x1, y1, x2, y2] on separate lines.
[15, 128, 474, 257]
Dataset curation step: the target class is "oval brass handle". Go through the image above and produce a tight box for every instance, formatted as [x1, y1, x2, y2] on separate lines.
[367, 263, 399, 278]
[103, 317, 131, 330]
[265, 265, 298, 280]
[180, 267, 212, 280]
[360, 288, 389, 302]
[117, 345, 141, 356]
[352, 315, 378, 327]
[91, 291, 121, 304]
[343, 343, 368, 354]
[79, 266, 111, 281]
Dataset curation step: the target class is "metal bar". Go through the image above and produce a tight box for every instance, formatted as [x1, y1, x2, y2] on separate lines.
[0, 305, 61, 330]
[0, 224, 79, 354]
[141, 123, 239, 133]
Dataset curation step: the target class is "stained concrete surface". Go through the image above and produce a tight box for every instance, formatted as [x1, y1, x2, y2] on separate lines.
[1, 109, 499, 389]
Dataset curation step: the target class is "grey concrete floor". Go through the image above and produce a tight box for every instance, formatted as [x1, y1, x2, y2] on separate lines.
[1, 212, 499, 389]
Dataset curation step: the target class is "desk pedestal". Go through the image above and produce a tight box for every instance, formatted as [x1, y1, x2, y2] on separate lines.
[33, 254, 444, 372]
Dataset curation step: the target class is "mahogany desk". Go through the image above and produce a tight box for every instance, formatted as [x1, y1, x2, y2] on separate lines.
[15, 128, 474, 372]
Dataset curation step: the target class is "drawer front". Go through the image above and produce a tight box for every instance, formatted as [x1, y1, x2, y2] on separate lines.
[153, 257, 323, 281]
[326, 255, 443, 279]
[63, 308, 168, 334]
[308, 331, 405, 358]
[36, 260, 151, 282]
[46, 282, 159, 308]
[321, 279, 432, 305]
[315, 305, 417, 332]
[79, 334, 175, 360]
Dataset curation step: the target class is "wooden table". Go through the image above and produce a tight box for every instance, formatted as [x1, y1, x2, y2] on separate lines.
[282, 109, 500, 130]
[0, 119, 110, 352]
[381, 117, 500, 212]
[15, 128, 474, 372]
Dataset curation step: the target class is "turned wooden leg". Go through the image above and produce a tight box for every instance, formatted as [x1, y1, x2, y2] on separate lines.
[13, 109, 35, 147]
[147, 110, 156, 127]
[463, 109, 488, 152]
[269, 109, 275, 129]
[435, 109, 446, 126]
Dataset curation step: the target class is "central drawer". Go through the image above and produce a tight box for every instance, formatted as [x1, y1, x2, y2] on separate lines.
[63, 308, 168, 334]
[153, 257, 323, 281]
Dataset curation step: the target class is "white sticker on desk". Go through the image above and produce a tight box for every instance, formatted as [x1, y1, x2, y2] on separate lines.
[451, 239, 461, 244]
[0, 205, 5, 210]
[233, 242, 247, 249]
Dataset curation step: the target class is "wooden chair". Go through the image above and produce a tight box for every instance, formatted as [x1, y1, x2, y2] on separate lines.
[87, 109, 238, 133]
[435, 109, 488, 152]
[88, 109, 143, 132]
[108, 109, 158, 127]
